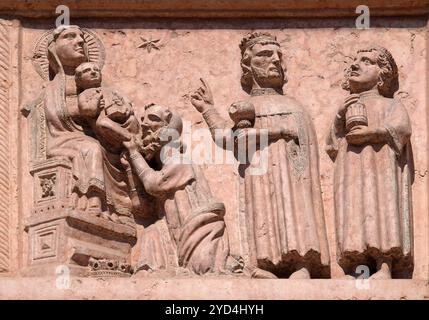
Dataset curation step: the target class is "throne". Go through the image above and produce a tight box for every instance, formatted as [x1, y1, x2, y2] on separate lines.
[21, 96, 137, 277]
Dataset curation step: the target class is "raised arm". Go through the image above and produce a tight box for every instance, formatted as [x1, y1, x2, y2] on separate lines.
[190, 78, 235, 149]
[123, 138, 194, 197]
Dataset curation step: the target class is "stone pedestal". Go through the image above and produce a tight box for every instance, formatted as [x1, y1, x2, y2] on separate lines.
[23, 210, 137, 277]
[23, 158, 137, 277]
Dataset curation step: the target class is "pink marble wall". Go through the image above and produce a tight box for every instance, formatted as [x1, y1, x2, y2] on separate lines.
[19, 18, 429, 279]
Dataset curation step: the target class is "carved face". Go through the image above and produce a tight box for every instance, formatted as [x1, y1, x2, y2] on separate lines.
[54, 27, 86, 68]
[75, 62, 102, 89]
[141, 105, 171, 161]
[249, 43, 284, 89]
[348, 51, 380, 93]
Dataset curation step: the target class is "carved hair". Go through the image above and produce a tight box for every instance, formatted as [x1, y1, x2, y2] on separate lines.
[53, 25, 82, 41]
[75, 61, 100, 78]
[144, 103, 183, 135]
[342, 46, 399, 98]
[239, 32, 287, 94]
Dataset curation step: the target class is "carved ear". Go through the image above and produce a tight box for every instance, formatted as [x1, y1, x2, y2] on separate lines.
[164, 110, 173, 124]
[241, 60, 251, 77]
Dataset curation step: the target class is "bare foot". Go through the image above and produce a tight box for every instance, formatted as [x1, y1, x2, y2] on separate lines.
[108, 212, 120, 223]
[369, 263, 392, 280]
[69, 192, 79, 210]
[88, 195, 102, 211]
[117, 215, 135, 226]
[87, 208, 101, 217]
[250, 268, 278, 279]
[100, 211, 112, 220]
[289, 267, 311, 279]
[77, 195, 88, 211]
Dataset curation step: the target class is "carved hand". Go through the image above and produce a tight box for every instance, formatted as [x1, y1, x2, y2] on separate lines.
[123, 135, 140, 154]
[78, 87, 104, 118]
[337, 94, 360, 118]
[346, 126, 388, 145]
[235, 128, 255, 142]
[120, 151, 131, 170]
[191, 78, 214, 113]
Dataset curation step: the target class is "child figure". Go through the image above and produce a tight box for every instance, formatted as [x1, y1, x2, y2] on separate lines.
[75, 61, 140, 154]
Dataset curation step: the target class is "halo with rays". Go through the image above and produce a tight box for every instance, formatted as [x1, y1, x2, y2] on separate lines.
[31, 27, 106, 81]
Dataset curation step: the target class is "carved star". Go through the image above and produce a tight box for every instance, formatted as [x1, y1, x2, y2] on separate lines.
[137, 36, 161, 53]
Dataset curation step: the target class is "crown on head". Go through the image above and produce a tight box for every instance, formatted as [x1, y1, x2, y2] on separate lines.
[239, 32, 279, 55]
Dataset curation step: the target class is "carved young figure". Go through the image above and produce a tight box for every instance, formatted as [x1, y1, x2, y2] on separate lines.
[326, 46, 413, 278]
[75, 61, 140, 155]
[123, 104, 242, 275]
[191, 32, 330, 279]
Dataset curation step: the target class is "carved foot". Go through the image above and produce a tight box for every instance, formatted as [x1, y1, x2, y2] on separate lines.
[250, 267, 278, 279]
[289, 267, 311, 279]
[369, 263, 392, 280]
[117, 215, 135, 227]
[77, 195, 88, 211]
[87, 207, 101, 217]
[100, 211, 112, 220]
[69, 192, 79, 210]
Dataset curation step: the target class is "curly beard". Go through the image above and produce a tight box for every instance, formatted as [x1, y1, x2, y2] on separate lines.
[252, 64, 284, 88]
[141, 128, 164, 160]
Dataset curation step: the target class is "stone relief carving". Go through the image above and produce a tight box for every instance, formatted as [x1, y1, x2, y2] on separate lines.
[0, 19, 10, 273]
[23, 25, 242, 277]
[191, 32, 330, 279]
[40, 174, 56, 198]
[137, 36, 161, 53]
[326, 46, 414, 279]
[123, 103, 244, 276]
[21, 25, 415, 281]
[88, 257, 133, 278]
[23, 25, 138, 276]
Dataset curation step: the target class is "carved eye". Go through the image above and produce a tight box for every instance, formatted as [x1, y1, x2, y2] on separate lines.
[362, 57, 373, 65]
[148, 114, 162, 122]
[65, 32, 76, 40]
[257, 50, 272, 57]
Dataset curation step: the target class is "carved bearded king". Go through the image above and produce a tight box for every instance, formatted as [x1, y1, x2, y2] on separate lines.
[191, 32, 330, 279]
[326, 46, 413, 279]
[123, 104, 243, 275]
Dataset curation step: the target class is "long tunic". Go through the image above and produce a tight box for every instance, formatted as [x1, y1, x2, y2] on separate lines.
[204, 92, 330, 278]
[137, 156, 231, 275]
[326, 90, 413, 276]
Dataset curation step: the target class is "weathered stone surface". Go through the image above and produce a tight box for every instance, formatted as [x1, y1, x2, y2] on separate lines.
[0, 1, 428, 299]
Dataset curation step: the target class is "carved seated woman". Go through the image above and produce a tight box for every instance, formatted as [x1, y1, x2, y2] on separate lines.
[29, 25, 136, 225]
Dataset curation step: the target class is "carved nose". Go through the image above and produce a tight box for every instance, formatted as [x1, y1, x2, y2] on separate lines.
[272, 53, 280, 63]
[76, 36, 84, 47]
[351, 63, 359, 71]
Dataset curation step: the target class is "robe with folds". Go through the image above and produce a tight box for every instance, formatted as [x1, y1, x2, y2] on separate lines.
[136, 155, 233, 275]
[203, 91, 330, 278]
[326, 90, 413, 277]
[243, 93, 330, 278]
[41, 72, 132, 217]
